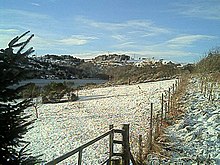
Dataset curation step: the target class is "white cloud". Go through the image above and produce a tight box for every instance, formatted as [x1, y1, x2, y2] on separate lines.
[126, 20, 169, 34]
[75, 17, 171, 51]
[32, 35, 54, 48]
[31, 3, 40, 7]
[1, 8, 217, 63]
[75, 16, 125, 31]
[114, 42, 136, 49]
[75, 16, 170, 36]
[0, 9, 59, 36]
[0, 29, 20, 33]
[0, 9, 51, 21]
[166, 35, 216, 48]
[111, 35, 127, 42]
[0, 29, 22, 48]
[173, 1, 220, 20]
[59, 38, 87, 46]
[58, 35, 98, 46]
[32, 35, 98, 51]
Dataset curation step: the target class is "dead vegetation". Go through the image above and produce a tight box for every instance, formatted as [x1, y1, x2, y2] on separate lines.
[138, 75, 190, 164]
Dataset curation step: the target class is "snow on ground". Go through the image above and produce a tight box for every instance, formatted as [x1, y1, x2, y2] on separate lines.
[160, 77, 220, 165]
[24, 79, 176, 164]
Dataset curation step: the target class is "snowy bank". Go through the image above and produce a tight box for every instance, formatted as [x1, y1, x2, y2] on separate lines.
[157, 77, 220, 165]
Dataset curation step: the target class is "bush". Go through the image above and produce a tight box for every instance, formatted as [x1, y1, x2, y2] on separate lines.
[42, 82, 78, 103]
[196, 48, 220, 73]
[18, 83, 41, 98]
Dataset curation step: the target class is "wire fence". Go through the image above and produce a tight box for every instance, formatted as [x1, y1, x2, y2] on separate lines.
[42, 76, 220, 164]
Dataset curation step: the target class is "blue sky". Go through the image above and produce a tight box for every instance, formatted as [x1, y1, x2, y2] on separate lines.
[0, 0, 220, 63]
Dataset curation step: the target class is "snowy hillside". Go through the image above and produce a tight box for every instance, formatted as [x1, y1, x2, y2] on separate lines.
[24, 79, 176, 164]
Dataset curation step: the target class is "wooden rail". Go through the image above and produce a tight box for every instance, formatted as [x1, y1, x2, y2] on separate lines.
[45, 124, 135, 165]
[46, 129, 113, 165]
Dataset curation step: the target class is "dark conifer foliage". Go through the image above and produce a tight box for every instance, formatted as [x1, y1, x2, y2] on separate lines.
[0, 31, 39, 164]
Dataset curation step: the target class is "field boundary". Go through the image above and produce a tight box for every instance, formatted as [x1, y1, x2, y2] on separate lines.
[45, 78, 186, 164]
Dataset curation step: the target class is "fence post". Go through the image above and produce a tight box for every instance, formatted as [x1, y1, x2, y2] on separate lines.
[161, 93, 164, 126]
[76, 88, 79, 98]
[168, 88, 171, 113]
[138, 135, 143, 163]
[204, 82, 207, 97]
[164, 102, 167, 119]
[111, 158, 121, 165]
[155, 114, 160, 140]
[122, 124, 130, 165]
[177, 78, 180, 89]
[172, 83, 175, 111]
[149, 103, 153, 152]
[78, 148, 82, 165]
[196, 155, 200, 165]
[201, 80, 204, 93]
[171, 95, 173, 112]
[208, 83, 214, 101]
[109, 124, 114, 164]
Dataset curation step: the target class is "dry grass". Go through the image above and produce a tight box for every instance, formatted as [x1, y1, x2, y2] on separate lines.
[133, 73, 218, 164]
[142, 75, 190, 163]
[142, 73, 218, 164]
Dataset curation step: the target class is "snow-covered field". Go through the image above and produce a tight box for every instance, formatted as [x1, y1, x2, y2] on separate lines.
[155, 77, 220, 165]
[24, 79, 176, 164]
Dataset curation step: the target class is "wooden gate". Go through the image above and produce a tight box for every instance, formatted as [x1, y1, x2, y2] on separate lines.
[45, 124, 136, 165]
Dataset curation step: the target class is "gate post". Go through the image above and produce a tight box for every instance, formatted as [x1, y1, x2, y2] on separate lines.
[149, 103, 153, 151]
[122, 124, 130, 165]
[109, 124, 114, 165]
[168, 88, 171, 113]
[138, 135, 143, 163]
[161, 93, 164, 126]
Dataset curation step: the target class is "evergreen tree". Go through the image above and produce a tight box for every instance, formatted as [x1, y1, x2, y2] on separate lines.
[0, 31, 39, 164]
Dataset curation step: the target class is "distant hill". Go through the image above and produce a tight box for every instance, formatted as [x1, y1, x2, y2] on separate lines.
[25, 54, 132, 80]
[26, 54, 85, 79]
[22, 53, 190, 83]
